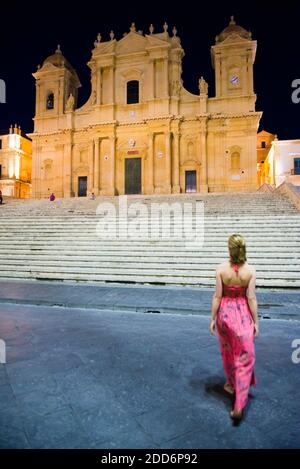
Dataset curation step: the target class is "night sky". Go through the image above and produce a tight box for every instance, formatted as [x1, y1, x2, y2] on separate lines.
[1, 0, 300, 139]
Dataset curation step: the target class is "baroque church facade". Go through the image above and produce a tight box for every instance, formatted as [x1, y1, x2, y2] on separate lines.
[30, 17, 261, 198]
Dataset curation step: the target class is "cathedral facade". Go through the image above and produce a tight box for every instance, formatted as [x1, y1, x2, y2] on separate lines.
[30, 17, 261, 198]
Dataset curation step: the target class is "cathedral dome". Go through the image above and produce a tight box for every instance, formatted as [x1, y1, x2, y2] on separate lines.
[216, 16, 251, 43]
[42, 45, 74, 72]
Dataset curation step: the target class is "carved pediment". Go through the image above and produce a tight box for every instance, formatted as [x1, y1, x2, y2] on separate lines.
[93, 40, 116, 56]
[116, 32, 147, 55]
[219, 34, 252, 45]
[33, 62, 60, 77]
[145, 34, 170, 49]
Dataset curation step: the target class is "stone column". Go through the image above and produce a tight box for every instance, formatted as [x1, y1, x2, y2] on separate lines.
[109, 136, 116, 195]
[149, 59, 155, 99]
[148, 132, 154, 193]
[93, 137, 100, 194]
[165, 132, 171, 192]
[88, 141, 94, 194]
[164, 58, 169, 98]
[200, 131, 208, 192]
[172, 132, 181, 193]
[63, 141, 73, 198]
[215, 54, 221, 98]
[247, 53, 253, 95]
[58, 77, 64, 114]
[36, 144, 42, 198]
[109, 66, 115, 104]
[35, 84, 40, 116]
[31, 139, 38, 197]
[96, 68, 102, 105]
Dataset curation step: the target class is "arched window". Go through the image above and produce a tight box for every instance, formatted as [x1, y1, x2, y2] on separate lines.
[127, 80, 139, 104]
[46, 92, 54, 110]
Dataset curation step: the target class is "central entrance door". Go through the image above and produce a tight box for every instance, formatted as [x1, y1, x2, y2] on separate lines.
[125, 158, 141, 194]
[78, 176, 87, 197]
[185, 170, 197, 193]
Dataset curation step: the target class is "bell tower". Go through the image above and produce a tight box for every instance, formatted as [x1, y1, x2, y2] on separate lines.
[33, 45, 81, 130]
[211, 16, 257, 110]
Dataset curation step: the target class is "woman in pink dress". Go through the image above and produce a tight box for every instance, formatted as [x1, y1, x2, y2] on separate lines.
[210, 234, 259, 420]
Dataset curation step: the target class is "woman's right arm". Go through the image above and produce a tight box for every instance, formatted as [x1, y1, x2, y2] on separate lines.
[246, 267, 259, 337]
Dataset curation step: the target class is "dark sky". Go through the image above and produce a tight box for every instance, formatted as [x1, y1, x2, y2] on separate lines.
[1, 0, 300, 139]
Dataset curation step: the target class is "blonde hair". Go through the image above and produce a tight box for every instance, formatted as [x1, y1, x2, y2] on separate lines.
[228, 234, 247, 265]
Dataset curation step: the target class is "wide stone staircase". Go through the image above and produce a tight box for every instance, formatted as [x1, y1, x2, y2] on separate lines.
[0, 192, 299, 288]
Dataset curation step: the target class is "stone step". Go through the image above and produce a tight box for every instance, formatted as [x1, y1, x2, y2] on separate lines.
[0, 251, 298, 261]
[0, 227, 299, 233]
[0, 253, 298, 263]
[0, 192, 298, 288]
[0, 244, 298, 252]
[0, 271, 298, 288]
[0, 265, 298, 280]
[0, 239, 298, 245]
[0, 235, 300, 245]
[0, 224, 299, 230]
[0, 207, 298, 215]
[0, 258, 298, 272]
[0, 218, 299, 223]
[1, 213, 299, 218]
[0, 204, 297, 210]
[0, 226, 298, 233]
[0, 222, 299, 229]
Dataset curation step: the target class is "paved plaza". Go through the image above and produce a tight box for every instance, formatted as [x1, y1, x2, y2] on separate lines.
[0, 280, 300, 319]
[0, 281, 299, 449]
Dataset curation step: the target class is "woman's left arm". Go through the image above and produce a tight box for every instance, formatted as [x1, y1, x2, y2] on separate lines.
[210, 267, 223, 335]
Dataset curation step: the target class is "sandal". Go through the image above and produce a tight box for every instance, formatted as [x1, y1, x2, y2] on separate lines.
[230, 409, 243, 421]
[224, 383, 235, 395]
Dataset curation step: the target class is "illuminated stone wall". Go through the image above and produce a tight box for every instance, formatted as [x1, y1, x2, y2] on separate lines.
[30, 18, 261, 198]
[0, 125, 32, 198]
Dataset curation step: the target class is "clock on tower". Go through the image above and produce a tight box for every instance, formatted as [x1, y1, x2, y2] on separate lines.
[211, 16, 256, 102]
[230, 74, 239, 86]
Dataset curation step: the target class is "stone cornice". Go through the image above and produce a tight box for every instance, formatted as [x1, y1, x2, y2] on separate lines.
[30, 112, 261, 138]
[210, 112, 262, 119]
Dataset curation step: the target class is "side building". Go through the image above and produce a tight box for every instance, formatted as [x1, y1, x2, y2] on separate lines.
[0, 125, 32, 198]
[257, 130, 300, 187]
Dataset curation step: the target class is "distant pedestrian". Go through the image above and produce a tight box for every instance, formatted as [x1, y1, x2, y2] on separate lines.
[0, 190, 2, 204]
[49, 193, 55, 201]
[210, 234, 259, 421]
[90, 192, 96, 200]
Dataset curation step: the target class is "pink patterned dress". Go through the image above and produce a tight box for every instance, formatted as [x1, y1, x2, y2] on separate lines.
[216, 264, 256, 413]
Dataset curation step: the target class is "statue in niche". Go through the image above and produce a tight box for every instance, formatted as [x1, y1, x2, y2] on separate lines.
[92, 90, 97, 105]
